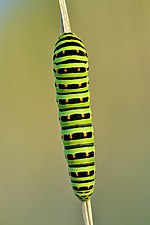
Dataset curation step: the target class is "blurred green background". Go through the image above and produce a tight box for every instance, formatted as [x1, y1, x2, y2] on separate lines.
[0, 0, 150, 224]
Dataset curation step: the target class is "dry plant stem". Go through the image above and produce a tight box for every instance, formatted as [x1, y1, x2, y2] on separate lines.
[58, 1, 94, 225]
[58, 0, 71, 33]
[60, 12, 64, 34]
[82, 200, 94, 225]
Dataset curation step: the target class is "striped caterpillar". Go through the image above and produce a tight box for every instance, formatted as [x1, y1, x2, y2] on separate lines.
[53, 32, 95, 202]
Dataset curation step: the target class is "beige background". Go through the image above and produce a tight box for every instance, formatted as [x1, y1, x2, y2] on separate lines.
[0, 0, 150, 224]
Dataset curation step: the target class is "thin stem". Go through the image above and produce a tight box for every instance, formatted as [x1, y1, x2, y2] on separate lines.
[58, 0, 71, 33]
[58, 1, 94, 225]
[82, 200, 94, 225]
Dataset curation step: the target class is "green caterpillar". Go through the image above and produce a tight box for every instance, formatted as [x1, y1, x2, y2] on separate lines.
[53, 32, 95, 202]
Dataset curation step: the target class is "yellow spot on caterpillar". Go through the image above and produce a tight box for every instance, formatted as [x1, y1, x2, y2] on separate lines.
[67, 115, 70, 120]
[76, 172, 79, 177]
[70, 134, 73, 140]
[64, 68, 67, 73]
[84, 133, 87, 137]
[86, 153, 89, 157]
[77, 68, 80, 72]
[76, 50, 79, 53]
[66, 99, 68, 103]
[78, 83, 81, 87]
[63, 50, 65, 54]
[64, 84, 68, 88]
[73, 154, 76, 159]
[80, 98, 83, 102]
[82, 114, 85, 118]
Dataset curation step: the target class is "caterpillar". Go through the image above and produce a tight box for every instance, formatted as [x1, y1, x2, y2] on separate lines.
[53, 32, 95, 202]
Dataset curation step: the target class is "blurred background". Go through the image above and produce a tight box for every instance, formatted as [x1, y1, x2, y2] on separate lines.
[0, 0, 150, 224]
